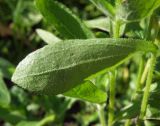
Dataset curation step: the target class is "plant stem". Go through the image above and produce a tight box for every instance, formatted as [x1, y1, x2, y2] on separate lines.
[137, 54, 156, 125]
[107, 19, 121, 126]
[140, 59, 150, 85]
[39, 115, 55, 126]
[135, 57, 145, 92]
[113, 20, 121, 38]
[133, 56, 145, 101]
[108, 71, 116, 126]
[125, 119, 131, 126]
[97, 105, 107, 126]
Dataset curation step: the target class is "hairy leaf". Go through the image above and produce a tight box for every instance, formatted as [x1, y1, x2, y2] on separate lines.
[64, 81, 107, 103]
[36, 0, 94, 39]
[12, 38, 157, 95]
[116, 0, 160, 22]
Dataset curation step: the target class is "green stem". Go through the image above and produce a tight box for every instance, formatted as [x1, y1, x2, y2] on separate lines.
[132, 56, 145, 101]
[113, 20, 121, 38]
[39, 115, 55, 126]
[135, 57, 145, 93]
[124, 119, 131, 126]
[107, 19, 121, 126]
[140, 59, 150, 85]
[137, 54, 156, 125]
[108, 71, 116, 126]
[97, 105, 107, 126]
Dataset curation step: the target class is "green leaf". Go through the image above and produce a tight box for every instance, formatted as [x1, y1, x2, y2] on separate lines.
[12, 38, 157, 95]
[0, 57, 15, 79]
[36, 29, 61, 44]
[36, 0, 94, 39]
[64, 81, 107, 104]
[85, 17, 125, 37]
[116, 0, 160, 22]
[89, 0, 115, 17]
[0, 73, 11, 106]
[85, 18, 110, 32]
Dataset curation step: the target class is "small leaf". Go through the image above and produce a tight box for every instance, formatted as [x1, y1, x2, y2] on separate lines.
[116, 0, 160, 22]
[85, 18, 110, 32]
[0, 73, 11, 106]
[36, 0, 94, 39]
[12, 38, 157, 95]
[89, 0, 115, 17]
[64, 81, 107, 104]
[36, 29, 61, 44]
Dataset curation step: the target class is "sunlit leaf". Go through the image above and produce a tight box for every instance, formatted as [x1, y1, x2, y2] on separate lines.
[12, 38, 157, 95]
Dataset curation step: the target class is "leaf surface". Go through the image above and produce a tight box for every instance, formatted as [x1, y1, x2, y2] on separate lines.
[64, 81, 107, 103]
[12, 38, 157, 95]
[36, 0, 94, 39]
[116, 0, 160, 22]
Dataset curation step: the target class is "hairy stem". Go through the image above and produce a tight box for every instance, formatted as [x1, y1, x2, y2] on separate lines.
[108, 19, 121, 126]
[140, 59, 150, 85]
[97, 105, 107, 126]
[108, 71, 116, 126]
[132, 56, 145, 101]
[113, 20, 121, 38]
[137, 54, 156, 125]
[135, 57, 145, 92]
